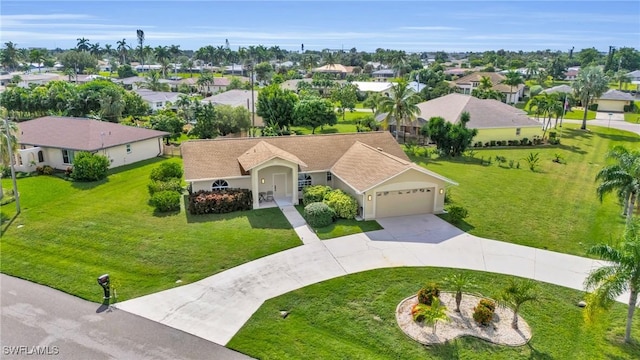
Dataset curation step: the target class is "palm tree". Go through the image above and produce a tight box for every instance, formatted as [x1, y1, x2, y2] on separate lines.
[99, 88, 125, 122]
[196, 72, 215, 96]
[498, 279, 539, 330]
[379, 79, 422, 141]
[103, 44, 113, 57]
[502, 70, 524, 104]
[613, 70, 631, 90]
[89, 43, 102, 58]
[154, 46, 171, 77]
[596, 145, 640, 225]
[445, 273, 474, 312]
[0, 119, 18, 167]
[76, 37, 90, 52]
[478, 76, 493, 90]
[572, 66, 609, 130]
[525, 60, 539, 79]
[116, 39, 129, 64]
[136, 29, 145, 67]
[28, 49, 46, 73]
[322, 50, 336, 69]
[421, 297, 449, 334]
[140, 70, 169, 92]
[584, 221, 640, 343]
[1, 41, 21, 71]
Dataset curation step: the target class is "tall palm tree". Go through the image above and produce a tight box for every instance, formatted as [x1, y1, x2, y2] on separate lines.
[89, 43, 102, 58]
[1, 41, 21, 71]
[502, 70, 524, 104]
[322, 50, 336, 69]
[379, 79, 422, 141]
[613, 70, 631, 90]
[28, 49, 46, 73]
[136, 29, 145, 67]
[116, 39, 129, 64]
[140, 70, 169, 92]
[584, 221, 640, 343]
[103, 44, 113, 57]
[0, 119, 18, 167]
[478, 76, 493, 90]
[596, 145, 640, 224]
[76, 37, 90, 52]
[572, 66, 609, 130]
[525, 60, 539, 79]
[196, 72, 215, 96]
[497, 279, 539, 330]
[154, 46, 170, 77]
[99, 88, 125, 122]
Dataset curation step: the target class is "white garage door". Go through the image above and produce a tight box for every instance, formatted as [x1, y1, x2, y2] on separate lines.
[375, 188, 435, 218]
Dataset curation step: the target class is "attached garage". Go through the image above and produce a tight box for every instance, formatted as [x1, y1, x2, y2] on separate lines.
[375, 187, 435, 218]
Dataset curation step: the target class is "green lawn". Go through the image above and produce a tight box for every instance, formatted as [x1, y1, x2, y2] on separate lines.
[291, 111, 372, 135]
[0, 157, 301, 301]
[228, 267, 640, 360]
[625, 113, 640, 124]
[410, 124, 639, 257]
[524, 100, 596, 120]
[294, 205, 382, 240]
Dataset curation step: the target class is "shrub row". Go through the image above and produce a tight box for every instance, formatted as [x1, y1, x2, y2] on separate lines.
[188, 189, 252, 215]
[35, 165, 55, 175]
[473, 137, 544, 148]
[148, 178, 183, 196]
[302, 185, 358, 222]
[302, 185, 332, 206]
[150, 191, 181, 212]
[148, 162, 183, 213]
[303, 202, 335, 228]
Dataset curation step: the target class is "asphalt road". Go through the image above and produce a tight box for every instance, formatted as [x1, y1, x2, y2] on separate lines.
[0, 274, 252, 360]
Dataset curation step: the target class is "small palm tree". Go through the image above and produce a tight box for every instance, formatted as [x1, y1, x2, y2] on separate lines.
[596, 145, 640, 225]
[497, 279, 539, 330]
[572, 66, 609, 130]
[584, 221, 640, 343]
[445, 273, 474, 312]
[421, 297, 449, 334]
[502, 70, 524, 104]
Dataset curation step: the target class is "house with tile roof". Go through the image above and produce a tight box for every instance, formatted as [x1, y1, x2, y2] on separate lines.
[14, 116, 168, 172]
[134, 89, 181, 111]
[453, 72, 525, 104]
[201, 89, 264, 127]
[181, 132, 456, 219]
[595, 89, 635, 113]
[378, 93, 541, 143]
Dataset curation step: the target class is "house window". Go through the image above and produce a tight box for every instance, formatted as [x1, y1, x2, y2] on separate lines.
[212, 179, 229, 190]
[516, 128, 521, 136]
[62, 149, 75, 164]
[326, 172, 332, 181]
[16, 154, 22, 165]
[298, 173, 312, 191]
[38, 150, 44, 163]
[156, 102, 163, 108]
[126, 144, 132, 154]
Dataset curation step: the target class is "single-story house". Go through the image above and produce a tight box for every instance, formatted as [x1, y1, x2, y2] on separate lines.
[14, 116, 168, 172]
[177, 77, 230, 94]
[224, 65, 246, 76]
[352, 81, 393, 94]
[542, 84, 573, 95]
[134, 89, 181, 111]
[627, 70, 640, 83]
[595, 89, 635, 113]
[379, 93, 541, 142]
[453, 72, 525, 104]
[312, 64, 349, 78]
[181, 132, 456, 219]
[372, 69, 395, 81]
[201, 89, 264, 127]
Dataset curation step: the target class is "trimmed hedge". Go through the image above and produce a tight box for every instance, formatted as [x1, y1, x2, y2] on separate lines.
[150, 190, 181, 212]
[303, 202, 335, 228]
[323, 189, 358, 219]
[188, 189, 252, 215]
[150, 162, 183, 181]
[70, 152, 110, 181]
[472, 298, 496, 326]
[417, 282, 441, 305]
[148, 178, 183, 196]
[303, 185, 332, 206]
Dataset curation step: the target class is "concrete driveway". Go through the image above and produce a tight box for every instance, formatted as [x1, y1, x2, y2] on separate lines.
[595, 111, 625, 121]
[118, 213, 629, 347]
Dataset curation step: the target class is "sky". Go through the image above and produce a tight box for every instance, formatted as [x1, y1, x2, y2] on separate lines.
[1, 0, 639, 53]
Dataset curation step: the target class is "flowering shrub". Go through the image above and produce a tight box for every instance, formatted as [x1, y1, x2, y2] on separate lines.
[188, 189, 252, 214]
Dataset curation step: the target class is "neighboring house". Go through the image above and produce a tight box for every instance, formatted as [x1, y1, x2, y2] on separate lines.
[595, 89, 635, 113]
[453, 72, 525, 104]
[352, 81, 393, 95]
[541, 84, 574, 95]
[178, 77, 230, 94]
[115, 76, 149, 90]
[134, 89, 181, 111]
[134, 64, 162, 72]
[224, 65, 245, 76]
[372, 69, 395, 81]
[0, 73, 63, 87]
[14, 116, 168, 172]
[408, 81, 428, 93]
[201, 89, 264, 127]
[627, 70, 640, 82]
[379, 93, 541, 142]
[444, 68, 469, 77]
[181, 132, 456, 219]
[312, 64, 349, 78]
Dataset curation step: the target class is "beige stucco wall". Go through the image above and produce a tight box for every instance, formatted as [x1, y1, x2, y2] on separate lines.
[333, 176, 365, 217]
[362, 169, 447, 220]
[191, 177, 251, 193]
[473, 127, 542, 143]
[595, 99, 628, 113]
[98, 138, 164, 168]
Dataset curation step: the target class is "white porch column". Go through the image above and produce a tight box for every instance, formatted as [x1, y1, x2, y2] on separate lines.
[292, 166, 299, 205]
[251, 170, 260, 209]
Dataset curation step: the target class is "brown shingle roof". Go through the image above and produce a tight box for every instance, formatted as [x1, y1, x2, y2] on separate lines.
[415, 93, 540, 128]
[181, 132, 407, 181]
[17, 116, 169, 151]
[454, 72, 505, 85]
[237, 141, 308, 171]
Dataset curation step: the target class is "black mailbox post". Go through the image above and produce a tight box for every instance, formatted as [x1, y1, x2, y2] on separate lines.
[97, 274, 110, 299]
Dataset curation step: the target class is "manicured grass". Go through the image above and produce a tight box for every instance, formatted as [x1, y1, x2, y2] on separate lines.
[410, 124, 640, 257]
[524, 100, 596, 120]
[0, 157, 301, 301]
[228, 267, 640, 359]
[291, 111, 372, 135]
[625, 112, 640, 124]
[294, 205, 382, 240]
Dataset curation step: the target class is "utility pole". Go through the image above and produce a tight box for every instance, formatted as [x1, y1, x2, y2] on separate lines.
[4, 117, 20, 214]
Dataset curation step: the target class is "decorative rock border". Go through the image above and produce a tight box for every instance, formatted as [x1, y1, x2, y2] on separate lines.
[396, 292, 531, 346]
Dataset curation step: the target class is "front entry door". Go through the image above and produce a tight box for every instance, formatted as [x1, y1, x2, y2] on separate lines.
[273, 173, 287, 199]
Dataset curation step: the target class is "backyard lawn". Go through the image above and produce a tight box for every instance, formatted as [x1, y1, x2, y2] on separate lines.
[410, 124, 639, 257]
[291, 111, 372, 135]
[228, 267, 640, 360]
[294, 205, 382, 240]
[0, 157, 301, 301]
